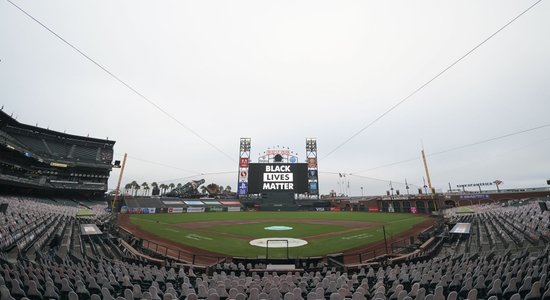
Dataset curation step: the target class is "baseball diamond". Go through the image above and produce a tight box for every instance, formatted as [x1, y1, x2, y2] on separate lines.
[119, 211, 431, 261]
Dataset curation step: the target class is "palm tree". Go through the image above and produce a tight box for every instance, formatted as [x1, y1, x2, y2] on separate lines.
[130, 181, 139, 196]
[225, 185, 232, 193]
[159, 184, 168, 194]
[176, 183, 183, 190]
[200, 186, 207, 195]
[141, 182, 149, 196]
[124, 183, 132, 195]
[145, 185, 150, 196]
[169, 183, 175, 191]
[133, 182, 140, 196]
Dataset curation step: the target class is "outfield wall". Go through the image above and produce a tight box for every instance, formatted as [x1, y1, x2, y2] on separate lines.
[121, 205, 241, 214]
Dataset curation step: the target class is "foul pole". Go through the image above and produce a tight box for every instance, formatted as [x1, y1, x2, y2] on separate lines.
[421, 145, 438, 211]
[421, 147, 432, 191]
[111, 153, 127, 211]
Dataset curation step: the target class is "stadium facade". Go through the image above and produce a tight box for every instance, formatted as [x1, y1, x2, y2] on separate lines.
[0, 110, 115, 198]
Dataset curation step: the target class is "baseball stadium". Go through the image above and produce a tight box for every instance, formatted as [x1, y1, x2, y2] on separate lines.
[2, 109, 550, 300]
[2, 1, 550, 299]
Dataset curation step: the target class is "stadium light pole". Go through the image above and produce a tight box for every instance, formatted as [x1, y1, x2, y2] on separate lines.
[361, 186, 364, 197]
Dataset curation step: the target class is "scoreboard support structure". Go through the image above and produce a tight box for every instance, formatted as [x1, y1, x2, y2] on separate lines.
[306, 138, 319, 199]
[237, 138, 251, 198]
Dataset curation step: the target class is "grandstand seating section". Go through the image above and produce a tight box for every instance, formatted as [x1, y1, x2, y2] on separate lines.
[1, 196, 550, 300]
[444, 202, 550, 257]
[6, 130, 109, 164]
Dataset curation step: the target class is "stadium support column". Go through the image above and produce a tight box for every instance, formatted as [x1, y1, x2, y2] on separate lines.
[237, 138, 251, 198]
[306, 138, 319, 199]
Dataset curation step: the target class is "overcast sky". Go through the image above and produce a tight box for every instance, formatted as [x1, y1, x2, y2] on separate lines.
[1, 0, 549, 195]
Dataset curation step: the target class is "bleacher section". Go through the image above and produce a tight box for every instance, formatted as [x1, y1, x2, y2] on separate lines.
[442, 201, 550, 259]
[1, 196, 550, 300]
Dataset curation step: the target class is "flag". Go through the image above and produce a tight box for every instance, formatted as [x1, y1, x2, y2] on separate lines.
[494, 180, 503, 185]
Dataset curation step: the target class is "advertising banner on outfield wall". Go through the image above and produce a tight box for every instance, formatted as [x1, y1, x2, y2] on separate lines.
[227, 206, 241, 212]
[168, 207, 184, 213]
[368, 207, 379, 212]
[330, 207, 341, 212]
[187, 207, 205, 213]
[209, 207, 223, 212]
[410, 207, 418, 214]
[315, 207, 326, 212]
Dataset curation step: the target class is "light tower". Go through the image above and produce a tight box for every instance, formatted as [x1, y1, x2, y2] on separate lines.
[306, 138, 319, 199]
[237, 138, 251, 197]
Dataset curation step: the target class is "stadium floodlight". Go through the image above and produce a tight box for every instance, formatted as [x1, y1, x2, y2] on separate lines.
[240, 138, 251, 151]
[306, 138, 317, 152]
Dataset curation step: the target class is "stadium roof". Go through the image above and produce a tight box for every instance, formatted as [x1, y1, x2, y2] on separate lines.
[0, 110, 115, 146]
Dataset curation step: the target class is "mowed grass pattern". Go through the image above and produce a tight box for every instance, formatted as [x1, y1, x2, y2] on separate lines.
[130, 212, 426, 258]
[208, 222, 349, 238]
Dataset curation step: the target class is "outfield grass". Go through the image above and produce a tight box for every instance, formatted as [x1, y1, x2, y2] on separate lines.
[208, 222, 349, 238]
[130, 212, 426, 258]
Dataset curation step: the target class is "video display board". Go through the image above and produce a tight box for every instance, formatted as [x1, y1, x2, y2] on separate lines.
[247, 163, 308, 194]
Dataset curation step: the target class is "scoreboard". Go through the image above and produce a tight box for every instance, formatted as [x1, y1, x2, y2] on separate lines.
[247, 163, 308, 194]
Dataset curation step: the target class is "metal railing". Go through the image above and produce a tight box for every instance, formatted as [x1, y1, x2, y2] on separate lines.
[140, 239, 227, 267]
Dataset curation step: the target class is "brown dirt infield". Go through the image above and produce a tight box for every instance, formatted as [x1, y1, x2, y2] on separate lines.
[118, 214, 436, 266]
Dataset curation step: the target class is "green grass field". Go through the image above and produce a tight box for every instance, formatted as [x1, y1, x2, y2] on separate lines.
[130, 212, 426, 258]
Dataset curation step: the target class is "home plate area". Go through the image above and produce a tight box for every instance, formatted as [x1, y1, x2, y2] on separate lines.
[249, 238, 308, 248]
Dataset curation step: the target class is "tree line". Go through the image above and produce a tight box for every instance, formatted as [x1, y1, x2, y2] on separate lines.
[123, 181, 232, 197]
